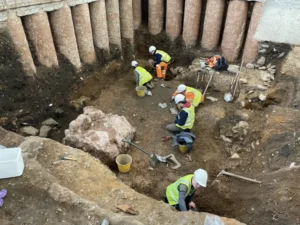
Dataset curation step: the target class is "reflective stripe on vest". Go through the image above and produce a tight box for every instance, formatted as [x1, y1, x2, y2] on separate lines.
[156, 50, 171, 63]
[176, 105, 195, 130]
[166, 174, 195, 205]
[186, 86, 202, 107]
[135, 66, 153, 86]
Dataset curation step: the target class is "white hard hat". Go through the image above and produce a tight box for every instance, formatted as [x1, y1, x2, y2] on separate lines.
[177, 84, 186, 93]
[149, 46, 156, 53]
[194, 169, 208, 187]
[131, 60, 138, 67]
[174, 94, 185, 104]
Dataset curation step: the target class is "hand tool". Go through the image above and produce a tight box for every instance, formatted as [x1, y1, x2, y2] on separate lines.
[122, 139, 181, 169]
[217, 169, 262, 184]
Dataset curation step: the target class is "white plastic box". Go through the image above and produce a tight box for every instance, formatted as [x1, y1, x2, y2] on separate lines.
[0, 147, 24, 179]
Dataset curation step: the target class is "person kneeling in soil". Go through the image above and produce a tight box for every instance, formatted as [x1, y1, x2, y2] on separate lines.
[131, 60, 155, 89]
[149, 45, 171, 80]
[166, 94, 195, 135]
[172, 84, 204, 107]
[164, 168, 208, 211]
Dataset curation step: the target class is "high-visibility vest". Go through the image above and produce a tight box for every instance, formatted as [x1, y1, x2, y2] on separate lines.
[135, 66, 153, 86]
[176, 105, 195, 130]
[156, 50, 171, 63]
[166, 174, 195, 205]
[186, 86, 202, 107]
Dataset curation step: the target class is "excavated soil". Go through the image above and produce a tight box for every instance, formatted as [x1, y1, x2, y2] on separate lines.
[1, 25, 299, 225]
[70, 59, 300, 225]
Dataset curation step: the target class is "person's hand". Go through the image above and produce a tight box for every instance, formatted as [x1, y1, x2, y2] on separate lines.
[188, 201, 197, 210]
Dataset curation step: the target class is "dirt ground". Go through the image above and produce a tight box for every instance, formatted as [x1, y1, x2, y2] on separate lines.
[1, 24, 299, 224]
[67, 56, 300, 225]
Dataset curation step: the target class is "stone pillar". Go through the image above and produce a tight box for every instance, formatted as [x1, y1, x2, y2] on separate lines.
[72, 3, 97, 64]
[7, 13, 36, 76]
[221, 0, 248, 62]
[49, 5, 81, 70]
[133, 0, 142, 30]
[201, 0, 226, 50]
[90, 0, 110, 59]
[182, 0, 201, 47]
[105, 0, 122, 56]
[148, 0, 164, 35]
[119, 0, 134, 42]
[242, 2, 264, 63]
[23, 11, 58, 68]
[166, 0, 184, 40]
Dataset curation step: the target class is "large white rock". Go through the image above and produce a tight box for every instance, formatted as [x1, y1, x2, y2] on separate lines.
[63, 106, 136, 165]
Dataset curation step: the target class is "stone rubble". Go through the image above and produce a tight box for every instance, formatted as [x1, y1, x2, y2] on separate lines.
[63, 106, 136, 165]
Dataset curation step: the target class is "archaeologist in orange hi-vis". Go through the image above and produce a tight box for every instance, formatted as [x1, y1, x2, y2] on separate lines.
[172, 84, 204, 107]
[164, 168, 208, 211]
[166, 94, 195, 135]
[149, 45, 171, 80]
[131, 60, 155, 89]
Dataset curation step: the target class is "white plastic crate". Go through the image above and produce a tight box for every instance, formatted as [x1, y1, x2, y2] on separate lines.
[0, 147, 24, 179]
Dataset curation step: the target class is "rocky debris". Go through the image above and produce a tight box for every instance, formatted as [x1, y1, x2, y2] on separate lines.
[70, 96, 90, 111]
[258, 66, 266, 70]
[256, 85, 268, 91]
[257, 56, 266, 66]
[228, 64, 239, 74]
[239, 78, 248, 84]
[231, 153, 240, 159]
[261, 44, 269, 48]
[246, 63, 255, 69]
[258, 49, 267, 53]
[20, 126, 39, 136]
[206, 96, 218, 102]
[234, 110, 250, 121]
[258, 94, 267, 101]
[260, 72, 274, 82]
[220, 135, 232, 143]
[42, 118, 59, 127]
[196, 104, 225, 128]
[63, 106, 136, 165]
[148, 59, 154, 67]
[267, 68, 276, 74]
[277, 52, 285, 59]
[39, 125, 52, 137]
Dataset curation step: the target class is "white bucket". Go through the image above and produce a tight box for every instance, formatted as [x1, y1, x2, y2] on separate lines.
[0, 147, 24, 179]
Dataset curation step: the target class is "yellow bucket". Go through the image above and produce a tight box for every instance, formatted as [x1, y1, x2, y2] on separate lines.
[179, 145, 188, 153]
[136, 86, 147, 97]
[116, 154, 132, 173]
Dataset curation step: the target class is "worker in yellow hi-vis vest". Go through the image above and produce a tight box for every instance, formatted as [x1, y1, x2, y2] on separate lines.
[131, 60, 154, 89]
[149, 46, 171, 80]
[163, 169, 208, 211]
[166, 94, 195, 135]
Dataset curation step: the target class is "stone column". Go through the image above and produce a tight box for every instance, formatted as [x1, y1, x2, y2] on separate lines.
[133, 0, 142, 30]
[182, 0, 201, 47]
[23, 11, 58, 68]
[242, 2, 264, 63]
[105, 0, 122, 56]
[221, 0, 248, 62]
[166, 0, 184, 40]
[72, 3, 97, 64]
[7, 13, 36, 76]
[201, 0, 226, 50]
[148, 0, 164, 35]
[120, 0, 134, 44]
[89, 0, 110, 60]
[49, 5, 81, 70]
